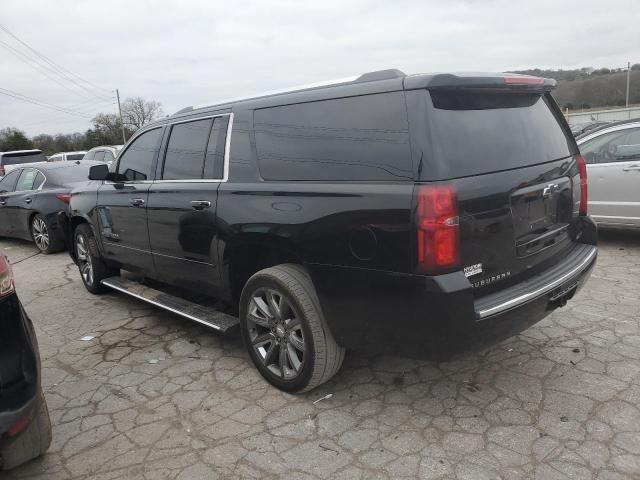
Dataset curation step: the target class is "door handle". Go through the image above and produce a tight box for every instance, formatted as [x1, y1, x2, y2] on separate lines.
[0, 200, 5, 206]
[130, 198, 145, 207]
[622, 165, 640, 171]
[25, 198, 32, 204]
[190, 200, 212, 210]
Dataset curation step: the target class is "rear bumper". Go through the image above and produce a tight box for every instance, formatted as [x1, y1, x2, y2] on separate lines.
[310, 240, 597, 360]
[0, 295, 40, 439]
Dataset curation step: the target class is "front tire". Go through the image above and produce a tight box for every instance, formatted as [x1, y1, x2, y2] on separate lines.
[74, 224, 117, 294]
[239, 264, 345, 393]
[31, 214, 64, 254]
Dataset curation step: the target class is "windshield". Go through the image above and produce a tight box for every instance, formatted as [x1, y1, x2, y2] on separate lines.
[423, 91, 575, 179]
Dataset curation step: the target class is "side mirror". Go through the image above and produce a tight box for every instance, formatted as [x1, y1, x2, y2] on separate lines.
[88, 164, 109, 181]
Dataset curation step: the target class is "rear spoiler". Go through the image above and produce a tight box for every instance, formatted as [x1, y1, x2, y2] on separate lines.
[404, 73, 556, 92]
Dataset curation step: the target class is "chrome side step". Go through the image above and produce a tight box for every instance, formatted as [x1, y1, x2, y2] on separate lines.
[101, 276, 239, 333]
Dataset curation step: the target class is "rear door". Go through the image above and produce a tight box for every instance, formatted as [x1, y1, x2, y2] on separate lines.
[96, 127, 163, 273]
[409, 86, 580, 295]
[580, 126, 640, 227]
[0, 170, 21, 236]
[147, 114, 230, 294]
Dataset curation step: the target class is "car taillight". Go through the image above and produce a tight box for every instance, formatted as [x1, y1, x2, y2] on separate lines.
[56, 193, 71, 204]
[576, 155, 588, 215]
[0, 255, 15, 298]
[503, 75, 545, 85]
[0, 165, 5, 176]
[416, 185, 460, 272]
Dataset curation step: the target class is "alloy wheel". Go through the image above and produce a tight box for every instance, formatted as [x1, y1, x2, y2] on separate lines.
[32, 217, 50, 251]
[76, 234, 93, 286]
[246, 287, 306, 379]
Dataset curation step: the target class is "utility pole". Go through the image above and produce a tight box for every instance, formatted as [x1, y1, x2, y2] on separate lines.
[626, 61, 631, 108]
[115, 88, 126, 144]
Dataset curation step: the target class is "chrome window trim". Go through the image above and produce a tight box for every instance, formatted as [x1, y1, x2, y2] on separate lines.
[152, 112, 233, 184]
[12, 167, 47, 193]
[106, 125, 164, 185]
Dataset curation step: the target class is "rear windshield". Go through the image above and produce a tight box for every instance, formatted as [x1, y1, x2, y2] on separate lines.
[66, 153, 84, 161]
[424, 91, 574, 179]
[2, 152, 47, 165]
[46, 165, 92, 186]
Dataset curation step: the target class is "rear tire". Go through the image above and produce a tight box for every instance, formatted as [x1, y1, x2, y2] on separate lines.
[239, 264, 345, 393]
[30, 214, 64, 254]
[74, 224, 117, 294]
[0, 390, 52, 471]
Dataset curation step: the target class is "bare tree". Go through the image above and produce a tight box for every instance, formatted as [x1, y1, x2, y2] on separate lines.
[91, 113, 131, 145]
[121, 97, 164, 131]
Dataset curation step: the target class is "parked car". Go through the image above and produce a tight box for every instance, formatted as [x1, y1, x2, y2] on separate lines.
[82, 145, 122, 165]
[0, 150, 47, 177]
[570, 120, 609, 137]
[577, 120, 640, 228]
[0, 254, 52, 470]
[47, 151, 87, 163]
[0, 162, 104, 253]
[69, 70, 597, 392]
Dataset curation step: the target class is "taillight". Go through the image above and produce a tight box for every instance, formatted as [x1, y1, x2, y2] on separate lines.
[0, 255, 15, 298]
[576, 155, 588, 215]
[416, 185, 460, 272]
[503, 75, 545, 85]
[56, 193, 71, 204]
[0, 165, 5, 176]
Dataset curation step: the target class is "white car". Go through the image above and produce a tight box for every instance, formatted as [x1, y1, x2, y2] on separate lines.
[48, 151, 87, 162]
[82, 145, 123, 165]
[577, 120, 640, 229]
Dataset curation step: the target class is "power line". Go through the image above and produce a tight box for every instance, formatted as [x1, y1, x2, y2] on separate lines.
[0, 39, 98, 101]
[0, 87, 94, 118]
[0, 23, 112, 101]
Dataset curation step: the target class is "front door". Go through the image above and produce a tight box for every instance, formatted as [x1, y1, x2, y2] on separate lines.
[582, 126, 640, 227]
[147, 115, 230, 294]
[5, 168, 42, 240]
[97, 127, 163, 273]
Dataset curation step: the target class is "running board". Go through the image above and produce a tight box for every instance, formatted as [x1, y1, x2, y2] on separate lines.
[100, 276, 239, 333]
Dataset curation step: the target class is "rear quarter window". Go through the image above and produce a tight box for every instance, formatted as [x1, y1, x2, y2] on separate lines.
[254, 92, 412, 181]
[2, 152, 47, 165]
[424, 91, 574, 179]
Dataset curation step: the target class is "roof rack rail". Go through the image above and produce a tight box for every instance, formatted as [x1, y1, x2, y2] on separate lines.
[355, 69, 406, 83]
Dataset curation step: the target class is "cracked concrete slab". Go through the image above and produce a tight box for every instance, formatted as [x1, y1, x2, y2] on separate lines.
[1, 230, 639, 479]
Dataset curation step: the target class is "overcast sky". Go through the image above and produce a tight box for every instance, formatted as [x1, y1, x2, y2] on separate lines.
[1, 0, 638, 136]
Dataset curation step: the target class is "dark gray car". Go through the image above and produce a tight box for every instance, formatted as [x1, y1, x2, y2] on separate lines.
[0, 162, 103, 253]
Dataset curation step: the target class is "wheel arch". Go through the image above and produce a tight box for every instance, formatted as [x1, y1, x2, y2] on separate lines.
[223, 232, 306, 307]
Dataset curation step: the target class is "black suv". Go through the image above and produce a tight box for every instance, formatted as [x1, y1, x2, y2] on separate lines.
[69, 69, 597, 392]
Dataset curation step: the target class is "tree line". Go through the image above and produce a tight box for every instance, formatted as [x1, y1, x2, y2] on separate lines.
[515, 64, 640, 110]
[0, 97, 163, 155]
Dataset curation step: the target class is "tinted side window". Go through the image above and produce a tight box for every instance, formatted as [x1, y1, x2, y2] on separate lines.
[34, 172, 45, 189]
[0, 170, 20, 192]
[16, 168, 38, 191]
[94, 151, 106, 162]
[254, 93, 412, 181]
[204, 116, 229, 179]
[117, 128, 163, 181]
[162, 118, 213, 180]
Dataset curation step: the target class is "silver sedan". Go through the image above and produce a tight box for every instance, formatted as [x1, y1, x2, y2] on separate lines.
[577, 120, 640, 229]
